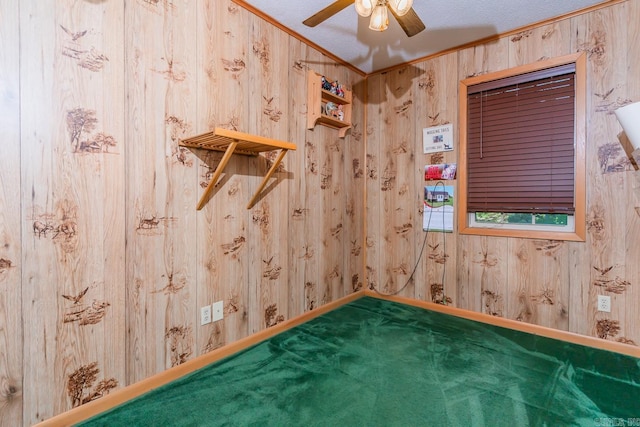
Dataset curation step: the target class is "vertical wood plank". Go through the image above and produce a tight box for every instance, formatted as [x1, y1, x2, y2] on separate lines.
[196, 0, 250, 352]
[299, 48, 326, 313]
[20, 1, 60, 420]
[126, 0, 197, 383]
[97, 0, 127, 401]
[126, 0, 155, 386]
[0, 0, 22, 423]
[383, 67, 417, 297]
[286, 38, 309, 316]
[343, 71, 366, 297]
[156, 0, 198, 371]
[323, 64, 348, 303]
[365, 73, 383, 295]
[377, 70, 394, 294]
[245, 18, 291, 334]
[573, 4, 631, 343]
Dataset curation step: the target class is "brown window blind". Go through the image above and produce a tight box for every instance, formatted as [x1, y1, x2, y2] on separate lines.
[466, 64, 576, 214]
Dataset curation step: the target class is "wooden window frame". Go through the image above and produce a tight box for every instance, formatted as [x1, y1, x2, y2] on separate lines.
[457, 52, 586, 242]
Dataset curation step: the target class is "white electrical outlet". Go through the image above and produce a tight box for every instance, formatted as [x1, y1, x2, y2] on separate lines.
[201, 305, 212, 325]
[597, 295, 611, 312]
[212, 300, 224, 322]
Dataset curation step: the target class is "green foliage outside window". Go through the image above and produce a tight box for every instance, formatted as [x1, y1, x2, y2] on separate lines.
[475, 212, 568, 226]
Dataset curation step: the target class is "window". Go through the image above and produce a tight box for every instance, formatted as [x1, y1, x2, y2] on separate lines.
[458, 53, 586, 241]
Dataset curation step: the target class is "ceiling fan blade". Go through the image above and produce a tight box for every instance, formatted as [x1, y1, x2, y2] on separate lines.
[390, 7, 426, 37]
[303, 0, 355, 27]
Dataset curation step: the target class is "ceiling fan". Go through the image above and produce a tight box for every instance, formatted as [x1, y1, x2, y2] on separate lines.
[303, 0, 426, 37]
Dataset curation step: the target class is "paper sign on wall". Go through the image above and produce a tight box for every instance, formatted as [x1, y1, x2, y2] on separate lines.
[423, 185, 454, 232]
[423, 124, 454, 154]
[424, 163, 457, 181]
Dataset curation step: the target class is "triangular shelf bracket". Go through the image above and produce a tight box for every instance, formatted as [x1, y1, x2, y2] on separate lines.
[179, 128, 297, 210]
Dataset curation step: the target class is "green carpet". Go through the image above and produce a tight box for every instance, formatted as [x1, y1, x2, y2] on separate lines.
[79, 297, 640, 426]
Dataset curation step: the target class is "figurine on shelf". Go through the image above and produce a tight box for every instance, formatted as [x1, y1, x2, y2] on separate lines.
[336, 84, 345, 98]
[330, 80, 339, 95]
[325, 103, 343, 120]
[325, 101, 337, 117]
[321, 76, 332, 91]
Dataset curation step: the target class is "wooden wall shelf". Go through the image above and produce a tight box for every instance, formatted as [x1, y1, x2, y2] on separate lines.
[307, 70, 352, 138]
[179, 128, 296, 210]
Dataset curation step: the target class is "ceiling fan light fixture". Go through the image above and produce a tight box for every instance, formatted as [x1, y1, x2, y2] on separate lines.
[388, 0, 413, 16]
[369, 4, 389, 31]
[354, 0, 374, 17]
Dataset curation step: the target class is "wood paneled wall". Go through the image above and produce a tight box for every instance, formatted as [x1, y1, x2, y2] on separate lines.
[0, 1, 365, 425]
[2, 0, 638, 425]
[366, 0, 640, 345]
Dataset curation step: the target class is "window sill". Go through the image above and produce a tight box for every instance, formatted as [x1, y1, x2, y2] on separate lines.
[458, 224, 586, 242]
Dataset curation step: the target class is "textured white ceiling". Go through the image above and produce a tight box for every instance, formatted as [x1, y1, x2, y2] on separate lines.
[237, 0, 609, 74]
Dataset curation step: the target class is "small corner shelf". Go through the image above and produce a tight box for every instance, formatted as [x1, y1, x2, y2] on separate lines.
[179, 128, 296, 210]
[307, 70, 352, 138]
